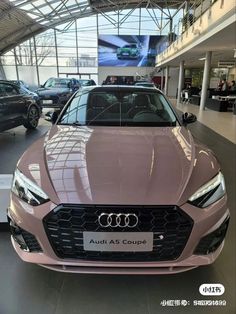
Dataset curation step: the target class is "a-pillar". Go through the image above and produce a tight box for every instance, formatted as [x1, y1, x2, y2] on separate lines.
[177, 60, 184, 105]
[200, 51, 212, 111]
[164, 66, 169, 96]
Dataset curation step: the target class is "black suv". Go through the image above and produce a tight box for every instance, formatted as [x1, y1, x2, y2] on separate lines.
[35, 77, 81, 108]
[0, 81, 41, 132]
[78, 79, 96, 87]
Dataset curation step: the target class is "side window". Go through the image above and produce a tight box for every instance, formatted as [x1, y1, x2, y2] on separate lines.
[0, 83, 7, 97]
[1, 84, 19, 96]
[60, 92, 89, 124]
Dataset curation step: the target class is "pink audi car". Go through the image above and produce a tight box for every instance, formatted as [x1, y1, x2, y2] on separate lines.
[8, 86, 229, 274]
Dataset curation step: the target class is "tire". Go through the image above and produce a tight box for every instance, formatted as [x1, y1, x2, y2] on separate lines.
[23, 105, 40, 129]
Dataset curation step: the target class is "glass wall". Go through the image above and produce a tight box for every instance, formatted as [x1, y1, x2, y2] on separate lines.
[1, 7, 179, 88]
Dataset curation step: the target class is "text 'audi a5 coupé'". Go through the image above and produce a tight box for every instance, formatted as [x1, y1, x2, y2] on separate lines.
[8, 86, 229, 274]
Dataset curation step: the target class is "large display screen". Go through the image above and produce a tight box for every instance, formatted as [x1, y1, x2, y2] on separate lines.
[98, 35, 168, 67]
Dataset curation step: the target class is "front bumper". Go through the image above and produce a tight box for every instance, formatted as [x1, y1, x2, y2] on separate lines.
[39, 95, 70, 108]
[8, 193, 230, 274]
[117, 53, 139, 59]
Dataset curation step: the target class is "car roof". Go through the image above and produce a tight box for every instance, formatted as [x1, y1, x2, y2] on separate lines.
[0, 80, 19, 87]
[47, 77, 75, 81]
[80, 85, 163, 94]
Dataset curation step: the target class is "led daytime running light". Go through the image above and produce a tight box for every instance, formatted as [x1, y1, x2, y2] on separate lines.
[189, 172, 225, 202]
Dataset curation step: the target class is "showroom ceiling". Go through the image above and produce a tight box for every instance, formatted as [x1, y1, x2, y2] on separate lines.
[0, 0, 188, 54]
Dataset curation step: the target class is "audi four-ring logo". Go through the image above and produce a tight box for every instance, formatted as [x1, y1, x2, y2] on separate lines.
[98, 213, 139, 228]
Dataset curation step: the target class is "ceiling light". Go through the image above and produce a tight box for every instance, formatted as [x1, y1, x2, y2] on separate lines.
[198, 57, 206, 61]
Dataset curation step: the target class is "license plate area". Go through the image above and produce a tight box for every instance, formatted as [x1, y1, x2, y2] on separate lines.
[43, 100, 53, 104]
[83, 232, 153, 252]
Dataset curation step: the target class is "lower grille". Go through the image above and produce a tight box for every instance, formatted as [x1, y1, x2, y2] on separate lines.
[194, 217, 229, 255]
[21, 229, 42, 252]
[43, 204, 193, 262]
[9, 217, 42, 252]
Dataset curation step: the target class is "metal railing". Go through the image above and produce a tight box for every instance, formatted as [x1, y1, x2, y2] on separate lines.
[172, 0, 218, 40]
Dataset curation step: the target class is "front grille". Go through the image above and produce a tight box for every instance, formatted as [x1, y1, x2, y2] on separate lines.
[194, 217, 229, 255]
[43, 205, 193, 262]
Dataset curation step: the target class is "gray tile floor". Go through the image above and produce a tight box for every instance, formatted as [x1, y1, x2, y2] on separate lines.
[0, 119, 235, 314]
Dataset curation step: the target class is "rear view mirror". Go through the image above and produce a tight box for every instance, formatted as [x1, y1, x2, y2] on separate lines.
[182, 112, 197, 125]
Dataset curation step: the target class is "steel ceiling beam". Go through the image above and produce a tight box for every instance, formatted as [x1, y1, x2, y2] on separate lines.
[0, 0, 189, 54]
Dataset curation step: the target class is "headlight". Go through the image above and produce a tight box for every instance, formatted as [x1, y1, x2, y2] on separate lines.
[12, 169, 49, 206]
[188, 172, 226, 208]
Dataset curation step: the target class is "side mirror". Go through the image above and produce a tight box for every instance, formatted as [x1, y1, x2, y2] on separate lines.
[45, 111, 59, 124]
[182, 112, 197, 125]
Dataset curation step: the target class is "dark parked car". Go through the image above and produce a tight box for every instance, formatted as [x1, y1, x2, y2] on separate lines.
[10, 80, 29, 89]
[35, 77, 80, 108]
[134, 81, 156, 88]
[18, 85, 42, 109]
[9, 80, 41, 107]
[78, 79, 96, 87]
[0, 81, 41, 132]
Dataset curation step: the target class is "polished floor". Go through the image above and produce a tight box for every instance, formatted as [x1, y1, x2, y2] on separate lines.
[0, 117, 235, 314]
[171, 99, 236, 144]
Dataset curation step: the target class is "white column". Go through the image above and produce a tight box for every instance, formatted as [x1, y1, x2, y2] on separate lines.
[177, 60, 184, 105]
[200, 51, 212, 111]
[164, 66, 169, 96]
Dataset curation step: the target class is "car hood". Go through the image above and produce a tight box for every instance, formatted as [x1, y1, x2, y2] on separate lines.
[17, 125, 219, 206]
[27, 125, 216, 206]
[36, 87, 70, 96]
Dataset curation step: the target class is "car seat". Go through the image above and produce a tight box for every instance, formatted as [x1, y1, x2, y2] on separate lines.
[86, 94, 110, 122]
[128, 94, 151, 118]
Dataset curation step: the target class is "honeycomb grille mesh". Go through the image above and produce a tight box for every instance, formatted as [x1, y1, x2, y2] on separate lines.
[43, 205, 193, 262]
[21, 229, 42, 252]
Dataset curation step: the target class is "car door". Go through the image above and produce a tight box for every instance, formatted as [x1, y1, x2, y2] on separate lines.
[1, 83, 26, 125]
[0, 83, 10, 130]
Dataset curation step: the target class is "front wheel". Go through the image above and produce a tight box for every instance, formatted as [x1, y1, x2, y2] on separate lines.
[23, 105, 40, 129]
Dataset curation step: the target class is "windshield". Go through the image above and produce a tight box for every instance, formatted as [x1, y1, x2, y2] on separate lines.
[58, 90, 178, 127]
[44, 78, 71, 88]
